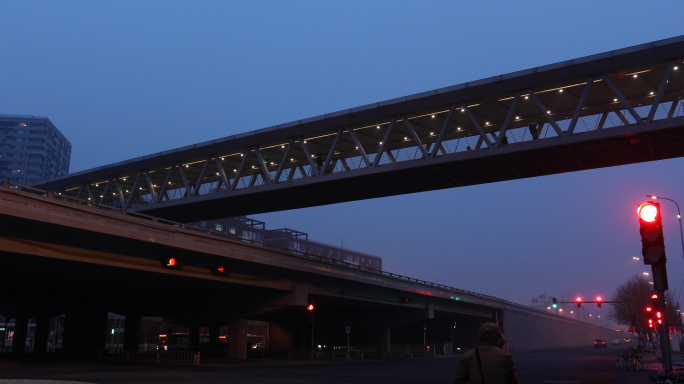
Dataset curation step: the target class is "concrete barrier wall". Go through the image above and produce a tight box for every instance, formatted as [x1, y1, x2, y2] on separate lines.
[503, 306, 618, 352]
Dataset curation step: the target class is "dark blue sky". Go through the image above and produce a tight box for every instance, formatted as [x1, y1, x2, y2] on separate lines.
[3, 1, 684, 320]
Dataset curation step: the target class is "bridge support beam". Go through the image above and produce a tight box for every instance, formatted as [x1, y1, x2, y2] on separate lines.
[123, 314, 141, 353]
[11, 317, 28, 355]
[63, 308, 108, 355]
[228, 318, 247, 359]
[208, 324, 221, 355]
[34, 316, 50, 355]
[380, 326, 391, 357]
[188, 324, 200, 352]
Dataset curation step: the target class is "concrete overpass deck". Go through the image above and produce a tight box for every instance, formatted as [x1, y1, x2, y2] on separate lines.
[0, 181, 617, 356]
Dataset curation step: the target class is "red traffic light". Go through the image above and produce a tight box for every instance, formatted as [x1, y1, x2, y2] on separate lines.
[646, 306, 653, 312]
[637, 202, 666, 265]
[638, 203, 659, 222]
[576, 297, 582, 308]
[307, 304, 315, 311]
[211, 265, 230, 277]
[596, 296, 602, 308]
[161, 257, 182, 270]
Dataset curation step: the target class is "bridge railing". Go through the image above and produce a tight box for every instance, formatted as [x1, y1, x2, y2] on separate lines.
[0, 180, 597, 323]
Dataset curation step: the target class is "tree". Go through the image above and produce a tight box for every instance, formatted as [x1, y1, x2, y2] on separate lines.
[608, 274, 681, 342]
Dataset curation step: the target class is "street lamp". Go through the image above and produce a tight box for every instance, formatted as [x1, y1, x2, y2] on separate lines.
[648, 195, 684, 263]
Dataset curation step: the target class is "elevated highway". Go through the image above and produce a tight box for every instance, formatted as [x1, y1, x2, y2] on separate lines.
[0, 182, 616, 357]
[35, 35, 684, 222]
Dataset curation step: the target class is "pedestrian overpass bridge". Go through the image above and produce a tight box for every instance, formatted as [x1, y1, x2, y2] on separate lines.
[0, 182, 617, 358]
[34, 35, 684, 223]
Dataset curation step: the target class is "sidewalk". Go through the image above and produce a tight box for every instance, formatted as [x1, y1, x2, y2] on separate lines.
[626, 354, 661, 384]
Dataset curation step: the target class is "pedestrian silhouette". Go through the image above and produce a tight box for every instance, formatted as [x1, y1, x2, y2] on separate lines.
[452, 322, 519, 384]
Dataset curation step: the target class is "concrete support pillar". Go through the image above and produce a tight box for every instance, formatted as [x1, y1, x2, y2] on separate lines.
[188, 324, 200, 352]
[12, 317, 28, 355]
[123, 315, 141, 353]
[208, 325, 220, 355]
[34, 317, 50, 355]
[63, 308, 108, 355]
[228, 318, 247, 359]
[381, 326, 391, 356]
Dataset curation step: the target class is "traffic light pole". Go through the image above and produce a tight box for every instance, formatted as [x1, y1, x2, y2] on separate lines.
[637, 201, 672, 374]
[654, 270, 672, 374]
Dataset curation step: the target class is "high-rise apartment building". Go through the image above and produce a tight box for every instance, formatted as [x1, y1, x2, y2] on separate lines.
[0, 115, 71, 185]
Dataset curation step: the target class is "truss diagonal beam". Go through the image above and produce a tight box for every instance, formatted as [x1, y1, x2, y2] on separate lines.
[601, 74, 643, 125]
[462, 103, 492, 148]
[528, 90, 563, 136]
[647, 60, 676, 123]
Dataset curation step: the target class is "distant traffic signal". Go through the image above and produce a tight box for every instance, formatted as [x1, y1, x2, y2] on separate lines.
[576, 297, 582, 308]
[211, 265, 230, 277]
[596, 296, 602, 308]
[307, 303, 315, 312]
[399, 297, 412, 303]
[552, 298, 557, 309]
[161, 257, 183, 270]
[637, 202, 666, 265]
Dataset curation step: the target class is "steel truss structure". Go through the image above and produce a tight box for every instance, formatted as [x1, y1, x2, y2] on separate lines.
[37, 36, 684, 222]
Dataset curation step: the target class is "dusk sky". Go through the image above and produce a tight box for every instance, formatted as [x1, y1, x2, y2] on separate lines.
[3, 1, 684, 317]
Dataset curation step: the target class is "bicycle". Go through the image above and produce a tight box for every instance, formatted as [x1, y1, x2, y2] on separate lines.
[629, 353, 643, 372]
[616, 350, 630, 370]
[616, 349, 641, 371]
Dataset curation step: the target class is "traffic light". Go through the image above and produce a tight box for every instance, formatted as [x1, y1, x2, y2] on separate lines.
[576, 297, 582, 308]
[211, 265, 230, 277]
[161, 257, 183, 270]
[637, 202, 666, 265]
[651, 293, 659, 310]
[399, 297, 412, 303]
[307, 303, 315, 312]
[596, 296, 602, 308]
[552, 298, 557, 309]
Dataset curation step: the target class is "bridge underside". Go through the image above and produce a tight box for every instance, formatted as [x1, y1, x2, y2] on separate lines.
[0, 180, 618, 355]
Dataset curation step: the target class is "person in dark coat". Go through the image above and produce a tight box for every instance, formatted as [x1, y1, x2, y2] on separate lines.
[452, 322, 519, 384]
